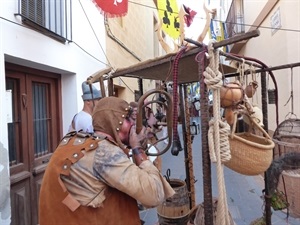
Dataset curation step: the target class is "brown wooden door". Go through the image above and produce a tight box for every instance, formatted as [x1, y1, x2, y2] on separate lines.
[6, 63, 62, 225]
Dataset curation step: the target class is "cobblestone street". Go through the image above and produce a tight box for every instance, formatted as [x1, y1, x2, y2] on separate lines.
[140, 123, 300, 225]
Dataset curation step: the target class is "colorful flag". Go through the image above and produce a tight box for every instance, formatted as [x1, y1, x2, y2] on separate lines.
[93, 0, 128, 18]
[209, 20, 217, 40]
[209, 20, 228, 52]
[220, 22, 228, 52]
[157, 0, 180, 39]
[183, 5, 197, 27]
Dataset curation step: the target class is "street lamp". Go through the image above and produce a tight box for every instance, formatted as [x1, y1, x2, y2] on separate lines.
[190, 121, 200, 135]
[192, 98, 200, 111]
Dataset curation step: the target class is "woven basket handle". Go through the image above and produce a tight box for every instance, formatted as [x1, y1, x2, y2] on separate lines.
[231, 113, 271, 140]
[230, 113, 239, 138]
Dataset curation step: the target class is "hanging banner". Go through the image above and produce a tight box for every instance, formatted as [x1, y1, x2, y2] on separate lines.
[93, 0, 128, 17]
[157, 0, 180, 39]
[183, 5, 197, 27]
[220, 22, 228, 52]
[209, 20, 217, 40]
[209, 20, 228, 52]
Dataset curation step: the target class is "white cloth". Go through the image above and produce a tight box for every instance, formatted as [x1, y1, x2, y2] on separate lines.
[68, 111, 93, 133]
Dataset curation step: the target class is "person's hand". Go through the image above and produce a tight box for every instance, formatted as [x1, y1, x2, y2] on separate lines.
[129, 125, 147, 149]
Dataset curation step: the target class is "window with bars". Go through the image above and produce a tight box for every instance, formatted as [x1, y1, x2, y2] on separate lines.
[18, 0, 72, 42]
[32, 82, 50, 157]
[6, 79, 52, 164]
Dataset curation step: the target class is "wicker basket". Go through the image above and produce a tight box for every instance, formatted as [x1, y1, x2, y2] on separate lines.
[272, 118, 300, 218]
[277, 169, 300, 218]
[273, 118, 300, 159]
[225, 114, 274, 176]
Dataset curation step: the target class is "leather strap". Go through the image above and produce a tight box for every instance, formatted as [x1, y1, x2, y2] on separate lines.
[56, 133, 103, 211]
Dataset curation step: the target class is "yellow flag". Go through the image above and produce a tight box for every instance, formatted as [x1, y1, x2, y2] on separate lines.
[157, 0, 180, 39]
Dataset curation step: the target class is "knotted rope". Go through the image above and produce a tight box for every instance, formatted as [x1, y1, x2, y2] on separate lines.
[208, 119, 231, 163]
[204, 41, 231, 225]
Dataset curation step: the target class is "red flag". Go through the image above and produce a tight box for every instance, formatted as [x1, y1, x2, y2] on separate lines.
[183, 5, 197, 27]
[93, 0, 128, 17]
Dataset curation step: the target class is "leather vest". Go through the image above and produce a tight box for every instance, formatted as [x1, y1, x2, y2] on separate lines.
[39, 132, 140, 225]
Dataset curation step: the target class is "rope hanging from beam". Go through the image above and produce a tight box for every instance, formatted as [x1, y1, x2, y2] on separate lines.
[204, 41, 231, 225]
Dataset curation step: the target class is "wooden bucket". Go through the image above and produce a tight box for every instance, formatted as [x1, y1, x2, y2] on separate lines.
[157, 179, 190, 225]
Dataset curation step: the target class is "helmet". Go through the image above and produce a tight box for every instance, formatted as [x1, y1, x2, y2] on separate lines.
[81, 81, 101, 101]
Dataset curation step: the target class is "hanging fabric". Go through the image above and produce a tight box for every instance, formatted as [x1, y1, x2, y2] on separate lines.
[183, 5, 197, 27]
[157, 0, 180, 39]
[93, 0, 128, 18]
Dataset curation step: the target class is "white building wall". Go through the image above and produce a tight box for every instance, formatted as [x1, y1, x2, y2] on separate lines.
[237, 0, 300, 131]
[221, 0, 299, 132]
[0, 1, 107, 224]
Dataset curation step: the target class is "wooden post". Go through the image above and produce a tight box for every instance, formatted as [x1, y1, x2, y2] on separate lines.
[197, 50, 214, 225]
[180, 84, 196, 209]
[108, 78, 114, 96]
[261, 71, 272, 225]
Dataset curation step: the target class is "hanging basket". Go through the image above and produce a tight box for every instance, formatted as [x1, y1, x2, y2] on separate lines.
[273, 118, 300, 218]
[225, 114, 275, 176]
[272, 118, 300, 159]
[277, 169, 300, 218]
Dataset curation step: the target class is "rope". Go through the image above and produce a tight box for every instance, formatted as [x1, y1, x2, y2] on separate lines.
[208, 119, 231, 163]
[204, 41, 231, 225]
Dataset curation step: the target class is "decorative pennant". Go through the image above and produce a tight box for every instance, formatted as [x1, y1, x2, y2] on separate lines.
[93, 0, 128, 18]
[209, 20, 228, 52]
[157, 0, 180, 39]
[183, 5, 197, 27]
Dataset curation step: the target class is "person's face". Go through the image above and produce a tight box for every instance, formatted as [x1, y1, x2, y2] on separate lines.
[130, 108, 137, 120]
[118, 118, 134, 145]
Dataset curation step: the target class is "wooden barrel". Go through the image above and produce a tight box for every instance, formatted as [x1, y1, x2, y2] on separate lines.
[157, 179, 190, 225]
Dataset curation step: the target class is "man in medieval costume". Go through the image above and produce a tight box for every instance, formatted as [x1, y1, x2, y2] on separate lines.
[39, 96, 174, 225]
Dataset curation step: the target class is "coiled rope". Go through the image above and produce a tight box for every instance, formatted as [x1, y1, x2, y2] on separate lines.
[204, 41, 231, 225]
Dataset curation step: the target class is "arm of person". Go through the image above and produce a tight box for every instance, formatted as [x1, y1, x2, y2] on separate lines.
[93, 140, 175, 208]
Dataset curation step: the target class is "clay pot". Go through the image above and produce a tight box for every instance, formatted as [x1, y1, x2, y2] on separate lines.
[245, 81, 258, 98]
[224, 108, 235, 126]
[220, 82, 244, 108]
